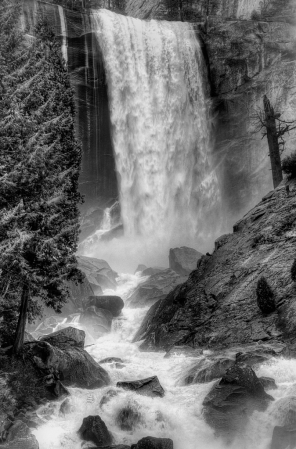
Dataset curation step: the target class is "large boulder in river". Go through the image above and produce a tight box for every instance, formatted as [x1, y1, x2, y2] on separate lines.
[40, 327, 85, 349]
[28, 340, 110, 389]
[2, 420, 39, 449]
[270, 396, 296, 449]
[78, 415, 112, 446]
[77, 256, 118, 293]
[131, 436, 173, 449]
[127, 269, 187, 309]
[169, 246, 202, 276]
[203, 363, 273, 437]
[117, 376, 165, 398]
[85, 296, 124, 317]
[80, 306, 113, 337]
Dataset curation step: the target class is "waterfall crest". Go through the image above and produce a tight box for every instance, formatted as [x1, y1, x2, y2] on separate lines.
[87, 10, 221, 270]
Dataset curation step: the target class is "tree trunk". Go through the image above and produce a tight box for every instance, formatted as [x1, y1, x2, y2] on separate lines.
[263, 95, 283, 188]
[12, 284, 30, 355]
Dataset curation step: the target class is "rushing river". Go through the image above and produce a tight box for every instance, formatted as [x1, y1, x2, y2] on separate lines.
[33, 274, 296, 449]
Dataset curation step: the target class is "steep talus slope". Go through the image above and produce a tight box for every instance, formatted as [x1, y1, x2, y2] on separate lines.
[136, 181, 296, 350]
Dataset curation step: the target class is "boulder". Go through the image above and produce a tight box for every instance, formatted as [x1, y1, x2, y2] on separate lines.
[116, 404, 142, 431]
[169, 246, 202, 276]
[77, 256, 118, 293]
[259, 377, 277, 390]
[40, 327, 85, 349]
[142, 267, 167, 276]
[85, 296, 124, 317]
[184, 356, 235, 384]
[203, 363, 273, 437]
[66, 276, 94, 312]
[135, 264, 147, 273]
[99, 357, 123, 364]
[128, 269, 186, 309]
[59, 398, 74, 416]
[28, 341, 110, 389]
[271, 426, 296, 449]
[3, 420, 39, 449]
[80, 306, 113, 337]
[78, 415, 112, 446]
[131, 436, 173, 448]
[100, 389, 119, 408]
[117, 376, 165, 398]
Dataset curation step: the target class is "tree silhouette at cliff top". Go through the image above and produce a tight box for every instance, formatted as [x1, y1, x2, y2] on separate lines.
[253, 95, 296, 189]
[0, 4, 83, 354]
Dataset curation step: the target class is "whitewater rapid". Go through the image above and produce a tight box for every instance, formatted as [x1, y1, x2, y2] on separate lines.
[33, 274, 296, 449]
[80, 10, 222, 271]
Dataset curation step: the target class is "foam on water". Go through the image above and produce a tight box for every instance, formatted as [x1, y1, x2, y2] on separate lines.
[33, 276, 296, 449]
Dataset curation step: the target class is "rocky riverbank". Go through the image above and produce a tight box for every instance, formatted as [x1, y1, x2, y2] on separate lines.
[135, 180, 296, 352]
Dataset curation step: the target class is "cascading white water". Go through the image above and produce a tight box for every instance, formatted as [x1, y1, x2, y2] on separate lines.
[32, 273, 296, 449]
[81, 10, 222, 271]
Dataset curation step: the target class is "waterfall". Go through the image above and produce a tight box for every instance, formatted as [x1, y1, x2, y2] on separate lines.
[84, 10, 221, 270]
[57, 5, 68, 63]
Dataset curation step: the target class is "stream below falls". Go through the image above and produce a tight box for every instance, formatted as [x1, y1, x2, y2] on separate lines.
[33, 274, 296, 449]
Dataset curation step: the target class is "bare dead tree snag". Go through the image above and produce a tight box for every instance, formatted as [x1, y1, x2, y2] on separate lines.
[253, 95, 296, 189]
[12, 285, 30, 355]
[263, 95, 283, 188]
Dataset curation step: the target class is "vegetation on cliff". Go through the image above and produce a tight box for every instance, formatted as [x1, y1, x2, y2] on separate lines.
[0, 0, 83, 353]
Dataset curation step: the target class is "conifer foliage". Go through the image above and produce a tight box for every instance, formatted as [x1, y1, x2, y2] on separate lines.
[256, 276, 275, 314]
[0, 1, 83, 353]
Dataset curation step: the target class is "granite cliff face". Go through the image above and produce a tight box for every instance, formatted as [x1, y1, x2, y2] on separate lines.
[134, 180, 296, 351]
[23, 0, 118, 213]
[23, 0, 296, 226]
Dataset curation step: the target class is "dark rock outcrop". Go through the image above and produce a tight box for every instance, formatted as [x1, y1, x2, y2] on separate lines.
[78, 415, 112, 446]
[41, 327, 85, 349]
[259, 377, 277, 390]
[2, 420, 39, 449]
[203, 363, 273, 437]
[131, 436, 173, 449]
[169, 246, 203, 276]
[86, 295, 124, 317]
[77, 256, 118, 293]
[183, 343, 285, 385]
[117, 376, 165, 398]
[28, 340, 110, 389]
[137, 185, 296, 350]
[135, 264, 148, 273]
[128, 269, 187, 309]
[184, 356, 235, 385]
[116, 404, 142, 431]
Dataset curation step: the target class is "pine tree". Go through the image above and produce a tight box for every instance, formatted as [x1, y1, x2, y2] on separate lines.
[0, 4, 83, 354]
